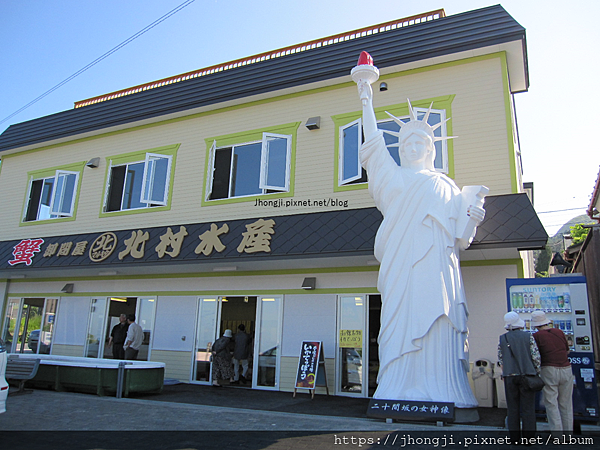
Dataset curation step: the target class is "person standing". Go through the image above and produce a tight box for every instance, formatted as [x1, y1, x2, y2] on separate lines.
[108, 314, 129, 359]
[211, 329, 234, 387]
[531, 310, 574, 435]
[231, 324, 251, 385]
[124, 314, 144, 360]
[498, 311, 541, 442]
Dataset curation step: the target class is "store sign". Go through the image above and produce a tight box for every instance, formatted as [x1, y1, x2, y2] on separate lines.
[0, 208, 381, 271]
[367, 399, 454, 421]
[295, 341, 322, 389]
[3, 218, 276, 268]
[339, 329, 362, 348]
[8, 238, 45, 266]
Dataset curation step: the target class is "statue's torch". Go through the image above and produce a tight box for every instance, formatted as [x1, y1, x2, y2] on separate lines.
[351, 51, 380, 105]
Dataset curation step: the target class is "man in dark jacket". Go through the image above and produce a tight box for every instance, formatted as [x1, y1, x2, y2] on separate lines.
[231, 324, 252, 384]
[498, 311, 541, 442]
[108, 314, 129, 359]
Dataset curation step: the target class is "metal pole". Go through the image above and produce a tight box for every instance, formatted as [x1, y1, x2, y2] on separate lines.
[116, 361, 125, 399]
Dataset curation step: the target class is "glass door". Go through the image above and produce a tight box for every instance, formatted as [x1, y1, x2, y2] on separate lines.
[1, 298, 58, 354]
[85, 298, 109, 358]
[336, 295, 367, 397]
[2, 299, 22, 353]
[136, 297, 156, 361]
[254, 296, 282, 390]
[192, 297, 219, 384]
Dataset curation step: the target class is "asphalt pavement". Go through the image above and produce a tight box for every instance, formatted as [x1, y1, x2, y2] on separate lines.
[1, 385, 599, 450]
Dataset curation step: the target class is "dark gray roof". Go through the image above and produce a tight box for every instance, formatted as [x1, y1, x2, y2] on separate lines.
[0, 5, 526, 153]
[0, 194, 546, 273]
[472, 193, 548, 250]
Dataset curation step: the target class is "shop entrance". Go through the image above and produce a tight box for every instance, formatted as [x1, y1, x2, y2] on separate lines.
[84, 296, 156, 360]
[192, 296, 257, 385]
[1, 297, 58, 354]
[192, 295, 282, 389]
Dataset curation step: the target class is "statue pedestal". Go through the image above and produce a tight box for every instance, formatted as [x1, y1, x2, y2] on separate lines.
[454, 407, 480, 423]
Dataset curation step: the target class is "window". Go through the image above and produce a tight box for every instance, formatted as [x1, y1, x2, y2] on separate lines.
[103, 146, 177, 213]
[205, 123, 300, 203]
[333, 97, 455, 190]
[23, 165, 82, 222]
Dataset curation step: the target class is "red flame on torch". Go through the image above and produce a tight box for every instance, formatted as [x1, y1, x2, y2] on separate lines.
[357, 51, 374, 66]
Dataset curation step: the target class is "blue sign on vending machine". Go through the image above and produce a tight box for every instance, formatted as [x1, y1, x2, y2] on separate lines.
[506, 275, 599, 423]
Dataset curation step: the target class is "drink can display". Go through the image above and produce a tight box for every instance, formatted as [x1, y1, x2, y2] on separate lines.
[566, 320, 572, 332]
[534, 294, 541, 310]
[557, 295, 564, 310]
[563, 293, 571, 312]
[511, 293, 518, 311]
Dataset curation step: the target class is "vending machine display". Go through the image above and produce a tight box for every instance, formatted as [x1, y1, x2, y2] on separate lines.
[506, 275, 599, 423]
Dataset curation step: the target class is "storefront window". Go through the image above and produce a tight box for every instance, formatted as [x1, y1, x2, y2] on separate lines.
[256, 297, 282, 388]
[2, 299, 21, 352]
[337, 295, 366, 395]
[194, 298, 218, 383]
[86, 298, 108, 358]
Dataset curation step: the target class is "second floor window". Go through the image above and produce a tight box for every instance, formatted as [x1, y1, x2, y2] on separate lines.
[337, 103, 450, 187]
[104, 152, 173, 212]
[206, 133, 292, 201]
[24, 169, 80, 222]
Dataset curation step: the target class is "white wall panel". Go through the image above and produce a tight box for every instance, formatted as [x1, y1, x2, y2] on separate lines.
[462, 264, 518, 364]
[53, 297, 89, 346]
[152, 296, 196, 351]
[282, 294, 336, 358]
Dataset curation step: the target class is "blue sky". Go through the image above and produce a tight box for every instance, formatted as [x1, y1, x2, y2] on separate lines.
[1, 0, 598, 236]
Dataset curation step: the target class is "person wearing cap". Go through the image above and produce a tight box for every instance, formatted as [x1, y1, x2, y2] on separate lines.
[498, 311, 541, 441]
[531, 310, 574, 435]
[211, 329, 234, 387]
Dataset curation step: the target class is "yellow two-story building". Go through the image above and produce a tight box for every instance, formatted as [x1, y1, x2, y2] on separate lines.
[0, 6, 546, 401]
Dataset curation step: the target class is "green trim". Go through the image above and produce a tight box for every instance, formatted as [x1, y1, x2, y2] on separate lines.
[201, 122, 301, 206]
[460, 258, 522, 267]
[8, 287, 379, 297]
[461, 257, 525, 278]
[2, 53, 509, 159]
[331, 95, 456, 193]
[98, 144, 179, 218]
[499, 52, 519, 193]
[19, 161, 86, 227]
[5, 265, 381, 283]
[5, 257, 526, 284]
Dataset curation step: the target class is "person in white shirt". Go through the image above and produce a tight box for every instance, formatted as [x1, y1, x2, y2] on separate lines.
[124, 314, 144, 360]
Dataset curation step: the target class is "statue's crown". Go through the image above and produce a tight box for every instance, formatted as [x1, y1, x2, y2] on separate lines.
[384, 99, 454, 144]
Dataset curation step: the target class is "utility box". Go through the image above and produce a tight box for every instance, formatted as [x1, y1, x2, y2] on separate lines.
[472, 359, 495, 407]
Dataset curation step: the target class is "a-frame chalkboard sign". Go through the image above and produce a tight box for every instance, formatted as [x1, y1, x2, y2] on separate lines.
[293, 340, 329, 399]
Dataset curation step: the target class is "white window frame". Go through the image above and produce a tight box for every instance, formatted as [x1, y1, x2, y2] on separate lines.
[338, 107, 449, 187]
[207, 133, 292, 201]
[141, 153, 172, 206]
[338, 118, 363, 185]
[23, 170, 79, 221]
[259, 132, 292, 192]
[50, 170, 79, 216]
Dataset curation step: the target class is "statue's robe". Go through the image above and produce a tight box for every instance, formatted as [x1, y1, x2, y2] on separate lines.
[361, 131, 478, 408]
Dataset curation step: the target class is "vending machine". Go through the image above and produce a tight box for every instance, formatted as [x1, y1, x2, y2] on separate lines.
[506, 275, 599, 423]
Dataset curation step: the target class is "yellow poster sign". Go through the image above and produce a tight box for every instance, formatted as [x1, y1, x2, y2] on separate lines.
[339, 329, 362, 348]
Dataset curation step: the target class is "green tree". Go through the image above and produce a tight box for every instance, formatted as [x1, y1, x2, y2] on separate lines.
[534, 246, 551, 276]
[570, 224, 589, 245]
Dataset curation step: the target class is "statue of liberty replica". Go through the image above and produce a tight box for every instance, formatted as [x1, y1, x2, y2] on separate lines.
[352, 52, 487, 414]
